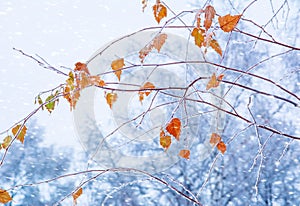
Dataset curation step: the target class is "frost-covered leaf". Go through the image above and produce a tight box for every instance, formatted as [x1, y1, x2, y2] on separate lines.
[74, 62, 90, 74]
[160, 130, 171, 150]
[204, 5, 216, 30]
[142, 0, 148, 12]
[139, 82, 155, 102]
[152, 33, 167, 52]
[210, 132, 221, 146]
[210, 39, 222, 56]
[73, 188, 83, 205]
[206, 73, 224, 90]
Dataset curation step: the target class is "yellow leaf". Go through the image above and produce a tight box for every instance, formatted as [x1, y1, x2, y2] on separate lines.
[12, 124, 27, 144]
[218, 14, 242, 32]
[204, 5, 216, 30]
[152, 33, 167, 52]
[0, 189, 12, 204]
[72, 188, 83, 205]
[209, 39, 222, 56]
[179, 149, 190, 159]
[1, 135, 12, 150]
[111, 58, 125, 81]
[206, 73, 224, 90]
[209, 133, 221, 146]
[138, 82, 155, 102]
[166, 118, 181, 141]
[217, 141, 227, 154]
[153, 3, 167, 24]
[106, 93, 118, 109]
[191, 28, 205, 48]
[160, 130, 171, 150]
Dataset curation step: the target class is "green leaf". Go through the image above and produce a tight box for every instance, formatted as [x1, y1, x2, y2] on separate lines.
[45, 94, 55, 113]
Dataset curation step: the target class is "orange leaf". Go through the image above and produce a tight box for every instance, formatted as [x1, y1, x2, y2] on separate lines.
[166, 118, 181, 141]
[217, 141, 227, 154]
[72, 188, 83, 205]
[179, 149, 190, 159]
[152, 33, 167, 52]
[153, 3, 167, 24]
[79, 72, 91, 90]
[106, 93, 117, 109]
[0, 189, 12, 204]
[12, 124, 27, 144]
[204, 5, 216, 30]
[1, 135, 12, 150]
[191, 28, 205, 48]
[111, 58, 124, 81]
[209, 133, 221, 146]
[74, 62, 90, 75]
[218, 14, 242, 32]
[209, 39, 222, 56]
[90, 76, 106, 87]
[139, 82, 155, 102]
[206, 73, 224, 90]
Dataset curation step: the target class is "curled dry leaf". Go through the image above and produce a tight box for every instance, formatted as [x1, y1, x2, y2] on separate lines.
[218, 14, 242, 32]
[106, 92, 118, 109]
[153, 2, 167, 24]
[0, 189, 12, 204]
[111, 58, 125, 81]
[160, 130, 171, 150]
[206, 73, 224, 90]
[139, 33, 168, 63]
[12, 124, 27, 144]
[191, 28, 205, 48]
[90, 75, 106, 87]
[217, 141, 227, 154]
[166, 118, 181, 141]
[204, 5, 216, 30]
[179, 149, 190, 159]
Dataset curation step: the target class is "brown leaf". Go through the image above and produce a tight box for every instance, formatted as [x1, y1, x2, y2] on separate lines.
[139, 45, 152, 63]
[12, 124, 27, 144]
[72, 188, 83, 205]
[153, 3, 167, 24]
[210, 39, 222, 56]
[1, 135, 12, 150]
[217, 141, 227, 154]
[209, 133, 221, 146]
[204, 5, 216, 30]
[206, 73, 224, 90]
[106, 93, 118, 109]
[166, 118, 181, 141]
[0, 189, 12, 204]
[74, 62, 90, 75]
[142, 0, 148, 12]
[179, 149, 190, 159]
[152, 33, 167, 52]
[111, 58, 125, 81]
[191, 28, 205, 48]
[218, 14, 242, 32]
